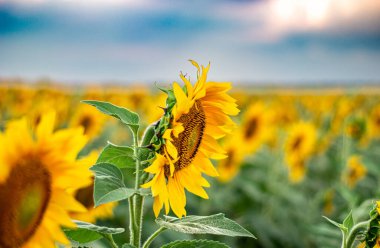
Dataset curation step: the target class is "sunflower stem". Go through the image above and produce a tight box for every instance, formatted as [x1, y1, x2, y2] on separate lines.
[345, 220, 370, 248]
[128, 197, 135, 245]
[142, 227, 166, 248]
[130, 130, 144, 248]
[103, 233, 119, 248]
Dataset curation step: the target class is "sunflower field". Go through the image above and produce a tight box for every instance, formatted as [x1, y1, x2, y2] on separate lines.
[1, 63, 380, 248]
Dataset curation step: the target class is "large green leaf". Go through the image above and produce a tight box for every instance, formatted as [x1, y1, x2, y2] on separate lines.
[90, 163, 136, 207]
[156, 214, 256, 238]
[161, 240, 230, 248]
[64, 220, 124, 244]
[82, 100, 139, 133]
[97, 143, 136, 169]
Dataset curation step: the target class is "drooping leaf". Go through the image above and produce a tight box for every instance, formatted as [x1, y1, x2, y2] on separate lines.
[82, 100, 139, 133]
[156, 214, 256, 238]
[64, 220, 124, 244]
[97, 143, 136, 169]
[161, 240, 230, 248]
[90, 163, 136, 206]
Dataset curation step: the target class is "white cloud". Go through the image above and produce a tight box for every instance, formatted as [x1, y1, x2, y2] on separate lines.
[219, 0, 380, 42]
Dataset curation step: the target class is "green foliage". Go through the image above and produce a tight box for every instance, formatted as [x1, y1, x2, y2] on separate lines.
[97, 143, 136, 169]
[90, 163, 136, 207]
[161, 240, 230, 248]
[156, 214, 256, 238]
[343, 211, 354, 232]
[323, 211, 354, 234]
[122, 244, 137, 248]
[64, 220, 124, 244]
[83, 100, 140, 133]
[364, 203, 380, 248]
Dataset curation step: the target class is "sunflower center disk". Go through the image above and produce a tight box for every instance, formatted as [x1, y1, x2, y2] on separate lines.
[0, 157, 51, 248]
[80, 115, 93, 134]
[75, 183, 95, 209]
[244, 117, 258, 139]
[223, 149, 235, 169]
[173, 100, 206, 171]
[291, 135, 303, 151]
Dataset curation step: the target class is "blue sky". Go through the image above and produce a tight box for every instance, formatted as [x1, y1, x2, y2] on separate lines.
[0, 0, 380, 84]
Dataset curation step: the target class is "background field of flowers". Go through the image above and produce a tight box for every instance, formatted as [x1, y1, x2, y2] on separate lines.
[1, 0, 380, 247]
[1, 80, 380, 247]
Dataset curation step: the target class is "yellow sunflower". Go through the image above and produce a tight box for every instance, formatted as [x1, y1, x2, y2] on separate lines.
[284, 121, 317, 183]
[368, 104, 380, 138]
[142, 61, 239, 218]
[343, 155, 367, 188]
[239, 102, 274, 154]
[69, 104, 106, 139]
[0, 112, 92, 248]
[70, 151, 117, 223]
[217, 136, 244, 183]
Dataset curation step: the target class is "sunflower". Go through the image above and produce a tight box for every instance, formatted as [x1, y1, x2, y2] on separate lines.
[217, 136, 244, 183]
[0, 112, 92, 248]
[142, 61, 239, 218]
[343, 155, 367, 188]
[69, 104, 106, 139]
[70, 151, 117, 223]
[284, 121, 317, 183]
[368, 104, 380, 138]
[239, 102, 274, 154]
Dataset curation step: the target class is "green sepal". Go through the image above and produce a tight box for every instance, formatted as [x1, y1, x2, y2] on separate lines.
[343, 211, 354, 232]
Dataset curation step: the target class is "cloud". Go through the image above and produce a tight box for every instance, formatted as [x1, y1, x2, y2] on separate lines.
[219, 0, 380, 42]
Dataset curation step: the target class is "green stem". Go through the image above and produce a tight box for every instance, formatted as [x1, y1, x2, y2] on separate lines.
[128, 197, 135, 245]
[345, 220, 370, 248]
[341, 230, 346, 248]
[132, 131, 144, 248]
[103, 234, 119, 248]
[142, 227, 166, 248]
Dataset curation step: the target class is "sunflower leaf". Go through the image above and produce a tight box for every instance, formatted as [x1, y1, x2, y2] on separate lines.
[97, 143, 136, 169]
[156, 213, 256, 238]
[82, 100, 139, 134]
[323, 216, 348, 233]
[161, 239, 230, 248]
[64, 220, 124, 244]
[342, 211, 354, 232]
[90, 163, 136, 206]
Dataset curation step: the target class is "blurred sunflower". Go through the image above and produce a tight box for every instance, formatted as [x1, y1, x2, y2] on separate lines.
[343, 155, 367, 188]
[70, 151, 117, 223]
[217, 136, 244, 183]
[368, 104, 380, 138]
[142, 61, 239, 218]
[285, 121, 317, 183]
[240, 102, 274, 154]
[0, 112, 92, 248]
[346, 116, 367, 145]
[69, 104, 106, 139]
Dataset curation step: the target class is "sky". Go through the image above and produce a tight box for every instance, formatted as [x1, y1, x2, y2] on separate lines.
[0, 0, 380, 84]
